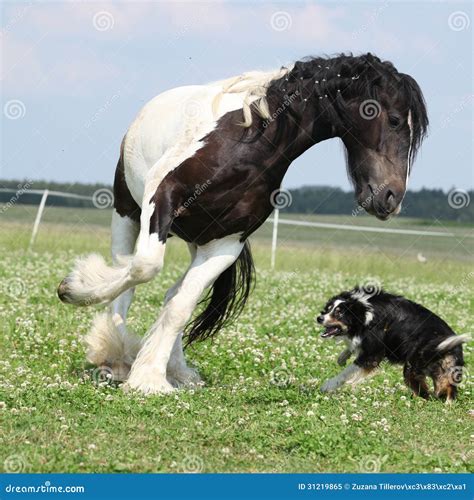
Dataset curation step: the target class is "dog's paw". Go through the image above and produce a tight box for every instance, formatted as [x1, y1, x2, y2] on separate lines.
[320, 378, 339, 393]
[337, 350, 351, 366]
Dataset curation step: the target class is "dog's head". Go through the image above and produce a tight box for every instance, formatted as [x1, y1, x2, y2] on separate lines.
[317, 288, 376, 339]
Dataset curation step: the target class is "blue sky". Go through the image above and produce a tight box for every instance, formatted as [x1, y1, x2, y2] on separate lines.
[1, 0, 472, 191]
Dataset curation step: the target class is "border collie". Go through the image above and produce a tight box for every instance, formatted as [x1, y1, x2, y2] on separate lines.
[317, 287, 469, 402]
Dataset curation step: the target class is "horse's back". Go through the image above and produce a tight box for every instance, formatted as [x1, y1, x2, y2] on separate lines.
[121, 83, 249, 206]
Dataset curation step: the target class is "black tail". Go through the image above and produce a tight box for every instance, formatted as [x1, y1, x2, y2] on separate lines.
[184, 241, 255, 347]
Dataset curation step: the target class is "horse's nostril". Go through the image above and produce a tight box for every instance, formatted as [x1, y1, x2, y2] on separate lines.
[385, 189, 397, 212]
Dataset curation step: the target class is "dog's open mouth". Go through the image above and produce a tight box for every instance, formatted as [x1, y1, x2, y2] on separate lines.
[321, 325, 343, 338]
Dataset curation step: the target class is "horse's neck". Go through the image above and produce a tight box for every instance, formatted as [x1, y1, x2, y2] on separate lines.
[265, 102, 337, 166]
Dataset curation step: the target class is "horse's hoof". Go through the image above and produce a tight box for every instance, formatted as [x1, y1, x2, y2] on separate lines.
[57, 278, 73, 303]
[124, 371, 176, 395]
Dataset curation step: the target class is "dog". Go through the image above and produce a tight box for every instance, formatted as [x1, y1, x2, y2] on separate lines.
[317, 286, 469, 402]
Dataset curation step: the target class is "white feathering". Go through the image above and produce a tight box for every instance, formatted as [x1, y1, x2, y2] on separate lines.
[85, 312, 142, 381]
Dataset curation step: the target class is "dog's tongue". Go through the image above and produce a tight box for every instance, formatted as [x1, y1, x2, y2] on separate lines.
[321, 326, 339, 338]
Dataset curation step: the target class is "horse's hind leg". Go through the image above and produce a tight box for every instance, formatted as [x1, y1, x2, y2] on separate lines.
[84, 211, 142, 381]
[58, 184, 168, 307]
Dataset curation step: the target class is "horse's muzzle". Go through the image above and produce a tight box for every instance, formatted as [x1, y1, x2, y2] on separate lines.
[359, 184, 403, 220]
[57, 278, 73, 303]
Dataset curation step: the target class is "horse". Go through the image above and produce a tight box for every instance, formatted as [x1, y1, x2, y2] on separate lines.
[57, 53, 428, 394]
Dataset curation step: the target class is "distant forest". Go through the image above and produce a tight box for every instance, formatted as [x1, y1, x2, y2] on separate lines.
[1, 179, 472, 223]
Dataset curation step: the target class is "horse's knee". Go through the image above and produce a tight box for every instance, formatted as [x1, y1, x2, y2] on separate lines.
[130, 254, 163, 282]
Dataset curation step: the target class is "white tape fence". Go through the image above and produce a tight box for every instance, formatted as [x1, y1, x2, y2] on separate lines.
[0, 188, 472, 265]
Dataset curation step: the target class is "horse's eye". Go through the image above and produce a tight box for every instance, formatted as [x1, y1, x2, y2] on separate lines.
[388, 115, 401, 129]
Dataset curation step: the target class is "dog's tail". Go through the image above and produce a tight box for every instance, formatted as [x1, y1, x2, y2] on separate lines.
[437, 334, 470, 353]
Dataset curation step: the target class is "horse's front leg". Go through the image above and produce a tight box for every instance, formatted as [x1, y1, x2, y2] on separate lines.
[125, 235, 244, 395]
[160, 243, 203, 387]
[167, 333, 202, 387]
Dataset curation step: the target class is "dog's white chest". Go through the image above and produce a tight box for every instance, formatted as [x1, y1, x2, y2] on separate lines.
[345, 336, 362, 354]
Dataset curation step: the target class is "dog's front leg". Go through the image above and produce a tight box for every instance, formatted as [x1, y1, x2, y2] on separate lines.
[321, 363, 368, 393]
[337, 348, 352, 366]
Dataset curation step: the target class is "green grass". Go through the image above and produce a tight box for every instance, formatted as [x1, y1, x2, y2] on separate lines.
[0, 212, 473, 474]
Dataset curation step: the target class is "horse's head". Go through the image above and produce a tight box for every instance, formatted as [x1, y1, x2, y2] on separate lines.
[336, 55, 428, 220]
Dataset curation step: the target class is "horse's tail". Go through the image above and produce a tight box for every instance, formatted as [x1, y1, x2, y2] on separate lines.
[184, 241, 255, 346]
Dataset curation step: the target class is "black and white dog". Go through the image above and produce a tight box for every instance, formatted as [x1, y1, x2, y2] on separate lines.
[317, 287, 469, 402]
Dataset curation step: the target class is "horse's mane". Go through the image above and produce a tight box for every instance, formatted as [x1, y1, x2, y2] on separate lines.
[211, 65, 292, 126]
[214, 53, 428, 162]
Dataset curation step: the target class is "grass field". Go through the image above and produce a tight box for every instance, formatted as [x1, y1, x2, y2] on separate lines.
[0, 206, 473, 473]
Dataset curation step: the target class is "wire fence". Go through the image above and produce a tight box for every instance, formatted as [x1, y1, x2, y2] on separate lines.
[1, 188, 472, 266]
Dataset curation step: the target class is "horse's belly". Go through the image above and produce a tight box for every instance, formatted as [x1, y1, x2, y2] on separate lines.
[122, 85, 247, 206]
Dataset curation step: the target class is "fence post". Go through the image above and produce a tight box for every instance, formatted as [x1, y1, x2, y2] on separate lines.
[29, 189, 49, 249]
[270, 208, 279, 269]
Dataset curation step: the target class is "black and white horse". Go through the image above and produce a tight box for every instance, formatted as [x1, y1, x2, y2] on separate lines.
[58, 53, 428, 394]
